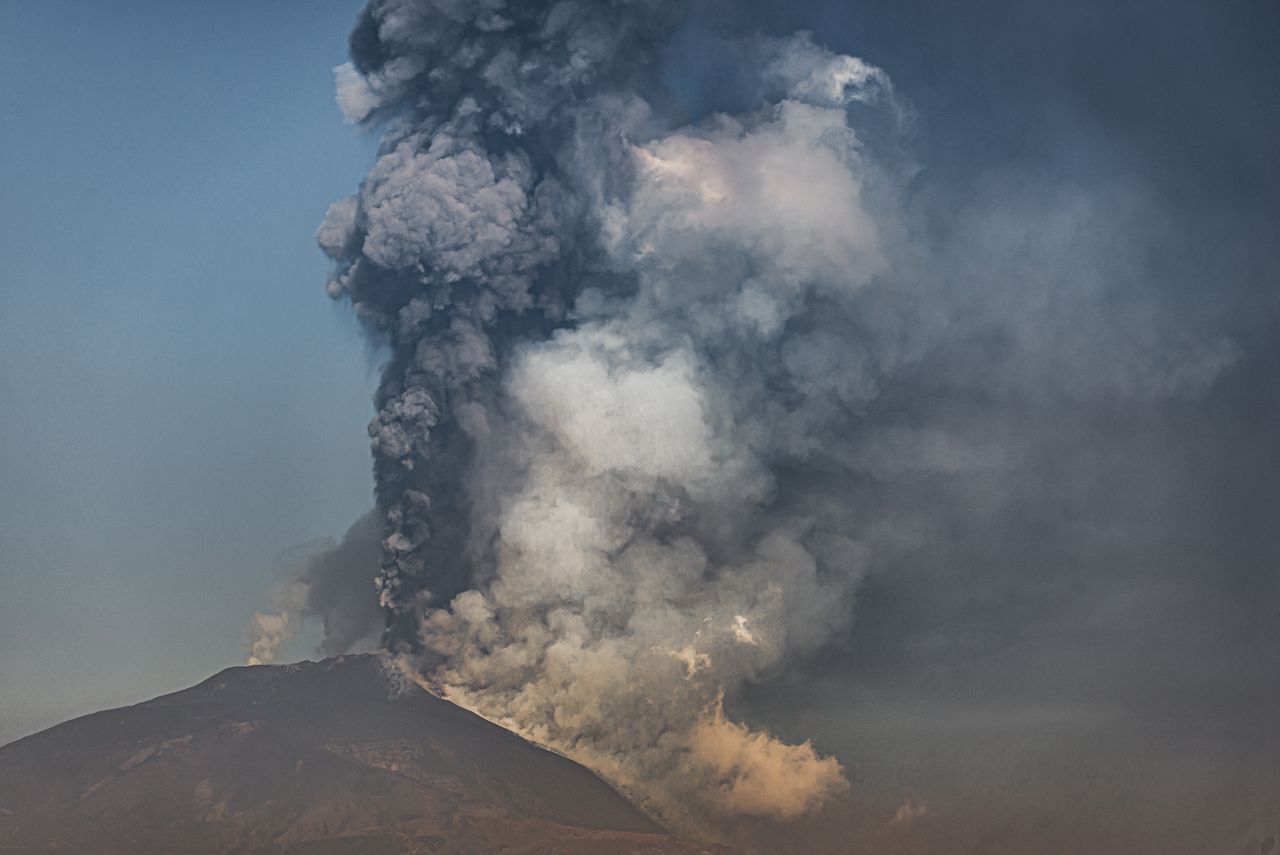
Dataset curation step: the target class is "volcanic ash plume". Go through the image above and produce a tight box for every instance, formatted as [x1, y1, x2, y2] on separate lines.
[306, 0, 1235, 835]
[313, 0, 887, 829]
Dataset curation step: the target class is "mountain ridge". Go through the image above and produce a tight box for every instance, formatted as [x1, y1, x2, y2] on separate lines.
[0, 654, 730, 854]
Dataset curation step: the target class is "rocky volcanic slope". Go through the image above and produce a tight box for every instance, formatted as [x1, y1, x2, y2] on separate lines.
[0, 655, 727, 854]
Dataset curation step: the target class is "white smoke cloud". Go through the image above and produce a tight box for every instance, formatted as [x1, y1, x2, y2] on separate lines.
[619, 100, 886, 302]
[334, 57, 423, 124]
[245, 582, 306, 666]
[764, 31, 895, 109]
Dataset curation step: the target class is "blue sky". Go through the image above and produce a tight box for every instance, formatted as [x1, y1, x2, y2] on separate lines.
[0, 0, 374, 742]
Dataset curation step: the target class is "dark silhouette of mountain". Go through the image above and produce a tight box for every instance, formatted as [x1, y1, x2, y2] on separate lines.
[0, 655, 727, 854]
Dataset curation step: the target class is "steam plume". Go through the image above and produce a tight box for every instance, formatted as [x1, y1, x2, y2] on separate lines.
[307, 0, 1235, 835]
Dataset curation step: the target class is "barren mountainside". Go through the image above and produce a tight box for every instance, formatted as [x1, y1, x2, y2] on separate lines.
[0, 655, 728, 854]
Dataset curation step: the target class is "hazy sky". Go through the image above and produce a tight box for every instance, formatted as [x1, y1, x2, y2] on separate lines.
[1, 2, 1278, 851]
[0, 0, 377, 743]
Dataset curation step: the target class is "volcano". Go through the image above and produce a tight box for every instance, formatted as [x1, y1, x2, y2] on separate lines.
[0, 655, 727, 854]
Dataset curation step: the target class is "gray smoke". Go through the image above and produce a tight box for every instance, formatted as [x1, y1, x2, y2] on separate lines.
[246, 510, 383, 665]
[306, 0, 1236, 838]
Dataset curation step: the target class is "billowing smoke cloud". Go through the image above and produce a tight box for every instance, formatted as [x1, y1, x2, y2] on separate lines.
[246, 510, 383, 665]
[304, 0, 1236, 837]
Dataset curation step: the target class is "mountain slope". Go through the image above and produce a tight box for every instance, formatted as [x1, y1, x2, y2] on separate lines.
[0, 655, 725, 854]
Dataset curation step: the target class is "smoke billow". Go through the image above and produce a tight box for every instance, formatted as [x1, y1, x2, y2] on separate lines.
[290, 0, 1236, 837]
[246, 510, 383, 665]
